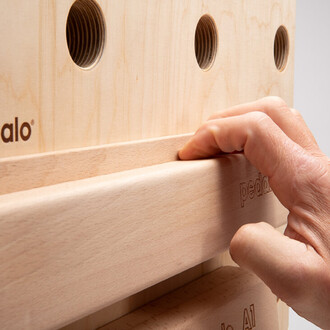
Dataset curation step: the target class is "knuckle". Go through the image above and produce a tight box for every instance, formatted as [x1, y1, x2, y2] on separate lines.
[200, 120, 219, 133]
[263, 96, 291, 118]
[198, 121, 212, 132]
[246, 111, 271, 125]
[264, 96, 288, 110]
[246, 111, 279, 136]
[290, 107, 302, 118]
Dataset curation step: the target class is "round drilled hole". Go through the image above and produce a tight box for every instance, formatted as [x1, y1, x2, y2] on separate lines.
[274, 26, 289, 71]
[195, 15, 218, 71]
[66, 0, 105, 69]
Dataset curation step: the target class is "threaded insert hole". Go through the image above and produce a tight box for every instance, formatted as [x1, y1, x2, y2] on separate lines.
[195, 15, 218, 71]
[66, 0, 105, 69]
[274, 26, 289, 71]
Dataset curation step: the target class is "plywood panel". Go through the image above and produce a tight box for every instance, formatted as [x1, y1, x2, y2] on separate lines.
[0, 0, 295, 157]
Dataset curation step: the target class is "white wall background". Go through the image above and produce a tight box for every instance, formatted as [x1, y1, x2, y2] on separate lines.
[290, 0, 329, 328]
[294, 0, 330, 157]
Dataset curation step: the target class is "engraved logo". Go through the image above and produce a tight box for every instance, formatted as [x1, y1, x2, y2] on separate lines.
[1, 117, 34, 143]
[220, 304, 256, 330]
[239, 173, 272, 207]
[242, 304, 256, 330]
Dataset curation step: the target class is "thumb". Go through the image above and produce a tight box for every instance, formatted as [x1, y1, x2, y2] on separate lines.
[229, 222, 322, 308]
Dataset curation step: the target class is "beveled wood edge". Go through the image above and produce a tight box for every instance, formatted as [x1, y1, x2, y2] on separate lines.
[0, 133, 192, 195]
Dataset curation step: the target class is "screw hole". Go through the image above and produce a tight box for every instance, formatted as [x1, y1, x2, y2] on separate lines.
[195, 15, 218, 71]
[274, 26, 289, 71]
[66, 0, 105, 69]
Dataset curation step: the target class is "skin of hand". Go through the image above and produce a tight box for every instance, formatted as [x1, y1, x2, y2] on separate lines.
[178, 97, 330, 328]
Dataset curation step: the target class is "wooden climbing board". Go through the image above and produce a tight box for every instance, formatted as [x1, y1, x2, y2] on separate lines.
[0, 1, 295, 329]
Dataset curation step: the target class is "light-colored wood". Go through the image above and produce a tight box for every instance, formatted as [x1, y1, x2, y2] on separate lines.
[101, 266, 283, 330]
[62, 225, 287, 330]
[61, 250, 237, 330]
[0, 0, 295, 157]
[1, 1, 295, 328]
[0, 154, 288, 330]
[0, 134, 191, 195]
[277, 300, 289, 330]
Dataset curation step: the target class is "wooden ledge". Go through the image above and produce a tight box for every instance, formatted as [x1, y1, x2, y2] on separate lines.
[0, 134, 191, 195]
[0, 154, 287, 329]
[103, 266, 284, 329]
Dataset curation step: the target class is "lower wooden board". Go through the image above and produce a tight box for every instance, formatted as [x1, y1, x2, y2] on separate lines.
[103, 266, 287, 330]
[63, 227, 288, 330]
[0, 154, 287, 329]
[61, 249, 238, 330]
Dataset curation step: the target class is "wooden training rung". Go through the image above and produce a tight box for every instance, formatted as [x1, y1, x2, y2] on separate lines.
[0, 153, 287, 329]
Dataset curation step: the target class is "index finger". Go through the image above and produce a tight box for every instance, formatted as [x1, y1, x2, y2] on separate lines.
[178, 111, 312, 210]
[208, 97, 319, 153]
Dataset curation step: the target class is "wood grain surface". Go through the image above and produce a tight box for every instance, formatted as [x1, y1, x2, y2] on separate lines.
[61, 228, 288, 330]
[103, 266, 285, 330]
[0, 154, 288, 329]
[61, 249, 238, 330]
[0, 134, 191, 195]
[0, 0, 295, 328]
[0, 0, 295, 157]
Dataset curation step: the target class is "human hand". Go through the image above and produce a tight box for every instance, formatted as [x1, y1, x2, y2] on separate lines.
[178, 97, 330, 328]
